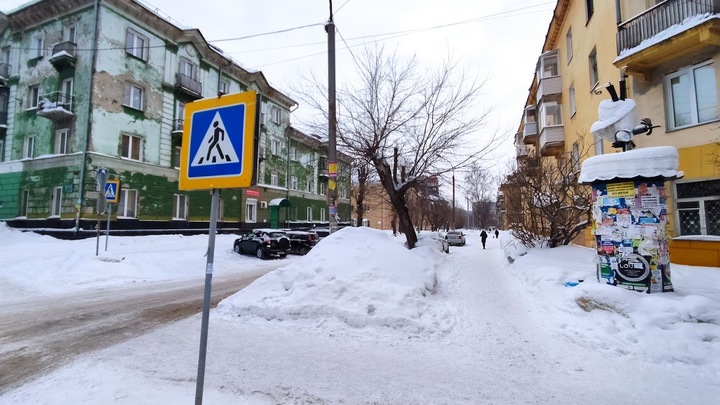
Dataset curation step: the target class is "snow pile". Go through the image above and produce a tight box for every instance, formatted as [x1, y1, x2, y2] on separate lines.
[501, 235, 720, 376]
[216, 226, 455, 339]
[578, 146, 683, 183]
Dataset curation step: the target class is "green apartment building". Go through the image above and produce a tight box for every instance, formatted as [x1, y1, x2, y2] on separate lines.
[0, 0, 351, 236]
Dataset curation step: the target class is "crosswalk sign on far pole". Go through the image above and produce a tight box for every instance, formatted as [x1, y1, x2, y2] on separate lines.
[179, 91, 257, 190]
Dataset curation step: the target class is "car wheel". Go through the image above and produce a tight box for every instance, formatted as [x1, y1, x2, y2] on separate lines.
[255, 247, 265, 259]
[233, 244, 241, 254]
[299, 246, 309, 255]
[279, 253, 287, 258]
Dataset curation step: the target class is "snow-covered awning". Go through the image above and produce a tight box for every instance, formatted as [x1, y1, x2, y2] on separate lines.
[579, 146, 684, 184]
[268, 198, 291, 207]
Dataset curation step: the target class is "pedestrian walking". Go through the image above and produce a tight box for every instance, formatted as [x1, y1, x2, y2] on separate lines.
[494, 229, 499, 239]
[480, 229, 488, 249]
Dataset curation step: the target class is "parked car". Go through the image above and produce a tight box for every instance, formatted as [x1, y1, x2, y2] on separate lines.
[313, 228, 331, 240]
[445, 230, 466, 246]
[285, 230, 319, 255]
[233, 229, 290, 259]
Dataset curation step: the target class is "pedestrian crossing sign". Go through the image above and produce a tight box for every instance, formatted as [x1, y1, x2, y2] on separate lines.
[179, 91, 257, 190]
[104, 179, 120, 203]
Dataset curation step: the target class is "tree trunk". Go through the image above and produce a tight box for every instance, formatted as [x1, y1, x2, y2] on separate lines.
[372, 157, 418, 249]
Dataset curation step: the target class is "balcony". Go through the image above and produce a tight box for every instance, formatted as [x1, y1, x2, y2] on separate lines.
[616, 0, 720, 73]
[318, 157, 329, 180]
[175, 73, 202, 99]
[49, 41, 77, 70]
[35, 91, 74, 120]
[535, 50, 561, 100]
[172, 118, 184, 134]
[536, 75, 561, 100]
[539, 126, 564, 157]
[0, 63, 9, 84]
[516, 144, 529, 160]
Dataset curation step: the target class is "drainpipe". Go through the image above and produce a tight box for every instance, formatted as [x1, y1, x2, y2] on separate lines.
[285, 103, 298, 229]
[217, 57, 232, 97]
[75, 0, 101, 233]
[615, 0, 622, 25]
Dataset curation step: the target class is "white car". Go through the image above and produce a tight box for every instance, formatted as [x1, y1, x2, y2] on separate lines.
[445, 230, 466, 246]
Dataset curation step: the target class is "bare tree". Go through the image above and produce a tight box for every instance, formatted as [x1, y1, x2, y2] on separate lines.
[501, 138, 593, 248]
[352, 157, 374, 227]
[296, 46, 502, 248]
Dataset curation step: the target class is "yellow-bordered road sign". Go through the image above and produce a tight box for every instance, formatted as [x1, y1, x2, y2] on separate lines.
[179, 91, 257, 190]
[104, 179, 120, 203]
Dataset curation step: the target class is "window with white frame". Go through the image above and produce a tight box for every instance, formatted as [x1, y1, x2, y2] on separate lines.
[125, 28, 149, 61]
[665, 61, 719, 130]
[291, 176, 298, 190]
[588, 47, 598, 89]
[24, 135, 36, 159]
[19, 189, 29, 217]
[676, 180, 720, 236]
[571, 141, 580, 173]
[271, 139, 281, 156]
[271, 171, 278, 186]
[30, 33, 43, 59]
[363, 204, 371, 212]
[173, 194, 188, 220]
[50, 186, 62, 217]
[219, 79, 230, 95]
[538, 51, 558, 78]
[28, 85, 40, 108]
[320, 182, 327, 195]
[60, 78, 73, 107]
[174, 146, 181, 169]
[118, 189, 138, 218]
[66, 25, 76, 43]
[123, 82, 144, 110]
[54, 129, 69, 154]
[271, 106, 281, 124]
[179, 57, 196, 79]
[306, 206, 313, 221]
[246, 198, 257, 223]
[566, 28, 573, 63]
[538, 101, 562, 129]
[320, 208, 326, 222]
[569, 83, 576, 117]
[307, 178, 315, 193]
[121, 134, 142, 161]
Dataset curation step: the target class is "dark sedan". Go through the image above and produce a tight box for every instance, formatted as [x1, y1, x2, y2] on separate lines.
[233, 229, 290, 259]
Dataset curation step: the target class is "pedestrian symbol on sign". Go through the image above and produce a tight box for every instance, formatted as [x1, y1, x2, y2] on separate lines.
[105, 186, 115, 200]
[191, 112, 239, 167]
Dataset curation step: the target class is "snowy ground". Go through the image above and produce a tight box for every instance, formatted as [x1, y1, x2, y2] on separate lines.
[1, 223, 719, 404]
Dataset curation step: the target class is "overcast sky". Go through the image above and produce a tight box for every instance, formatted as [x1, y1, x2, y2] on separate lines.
[1, 0, 555, 186]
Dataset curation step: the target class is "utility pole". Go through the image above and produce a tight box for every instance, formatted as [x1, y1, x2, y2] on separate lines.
[451, 169, 455, 229]
[326, 1, 338, 233]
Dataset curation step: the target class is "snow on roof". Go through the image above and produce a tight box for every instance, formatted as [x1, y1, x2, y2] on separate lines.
[579, 146, 684, 184]
[616, 13, 719, 62]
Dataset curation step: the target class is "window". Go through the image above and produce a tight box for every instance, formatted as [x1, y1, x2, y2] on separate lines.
[539, 101, 562, 129]
[121, 134, 142, 160]
[179, 57, 196, 79]
[363, 204, 371, 213]
[588, 47, 598, 89]
[307, 178, 315, 193]
[676, 180, 720, 236]
[66, 25, 76, 43]
[271, 106, 281, 124]
[291, 147, 298, 161]
[246, 198, 257, 223]
[594, 134, 604, 156]
[320, 182, 327, 195]
[538, 51, 558, 78]
[30, 33, 44, 59]
[173, 194, 188, 220]
[307, 206, 313, 221]
[28, 85, 40, 108]
[123, 83, 144, 110]
[271, 139, 281, 156]
[585, 0, 594, 21]
[571, 142, 580, 173]
[118, 189, 138, 218]
[60, 78, 73, 106]
[271, 171, 278, 186]
[320, 208, 326, 222]
[50, 186, 62, 217]
[219, 79, 230, 95]
[173, 146, 181, 169]
[2, 45, 10, 64]
[566, 29, 573, 63]
[665, 61, 719, 130]
[24, 135, 36, 159]
[569, 83, 576, 117]
[291, 176, 298, 190]
[19, 189, 29, 217]
[125, 28, 148, 61]
[54, 129, 69, 154]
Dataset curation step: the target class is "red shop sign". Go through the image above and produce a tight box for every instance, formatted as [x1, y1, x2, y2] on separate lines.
[246, 189, 260, 197]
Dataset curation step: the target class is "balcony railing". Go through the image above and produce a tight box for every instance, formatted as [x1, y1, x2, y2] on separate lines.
[175, 73, 202, 98]
[35, 91, 75, 120]
[617, 0, 720, 52]
[49, 41, 77, 69]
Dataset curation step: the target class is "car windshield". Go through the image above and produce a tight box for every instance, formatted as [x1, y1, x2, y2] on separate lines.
[267, 232, 287, 238]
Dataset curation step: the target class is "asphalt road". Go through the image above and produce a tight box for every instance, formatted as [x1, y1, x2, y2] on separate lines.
[0, 265, 279, 395]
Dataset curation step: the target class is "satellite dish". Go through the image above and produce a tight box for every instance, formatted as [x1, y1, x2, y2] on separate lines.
[590, 99, 637, 143]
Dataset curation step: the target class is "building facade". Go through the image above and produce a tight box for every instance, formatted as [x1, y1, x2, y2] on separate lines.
[0, 0, 350, 236]
[508, 0, 720, 266]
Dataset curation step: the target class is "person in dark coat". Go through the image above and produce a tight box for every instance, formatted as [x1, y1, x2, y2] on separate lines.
[480, 230, 488, 249]
[494, 229, 499, 239]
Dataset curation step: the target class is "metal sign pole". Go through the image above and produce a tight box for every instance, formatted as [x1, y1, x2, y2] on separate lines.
[195, 188, 219, 405]
[105, 204, 111, 251]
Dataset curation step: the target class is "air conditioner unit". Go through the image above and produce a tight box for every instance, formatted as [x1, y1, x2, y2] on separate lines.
[260, 201, 268, 209]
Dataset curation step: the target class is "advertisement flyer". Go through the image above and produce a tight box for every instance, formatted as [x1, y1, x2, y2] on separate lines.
[591, 179, 673, 293]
